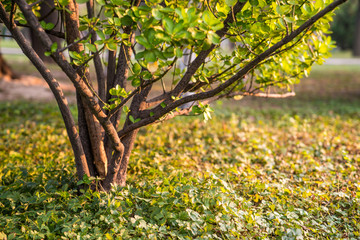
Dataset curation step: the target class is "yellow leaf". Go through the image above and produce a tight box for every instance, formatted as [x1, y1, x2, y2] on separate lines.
[147, 61, 158, 73]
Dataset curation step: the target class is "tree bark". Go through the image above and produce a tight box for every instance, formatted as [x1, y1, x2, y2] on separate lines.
[116, 130, 138, 186]
[64, 0, 107, 178]
[353, 0, 360, 56]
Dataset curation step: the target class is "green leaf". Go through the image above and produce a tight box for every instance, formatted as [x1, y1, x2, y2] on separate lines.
[123, 105, 130, 113]
[106, 42, 117, 51]
[86, 43, 97, 53]
[132, 63, 141, 74]
[95, 0, 106, 5]
[132, 78, 141, 87]
[202, 11, 223, 30]
[163, 17, 174, 34]
[225, 0, 237, 7]
[159, 8, 175, 13]
[302, 3, 312, 15]
[96, 30, 105, 40]
[135, 35, 151, 49]
[129, 115, 135, 123]
[249, 0, 259, 6]
[58, 0, 70, 6]
[50, 42, 58, 53]
[152, 9, 163, 20]
[121, 15, 134, 26]
[208, 32, 220, 45]
[44, 51, 51, 57]
[75, 0, 89, 3]
[45, 23, 55, 30]
[145, 51, 157, 63]
[135, 51, 145, 60]
[175, 48, 183, 58]
[109, 88, 117, 96]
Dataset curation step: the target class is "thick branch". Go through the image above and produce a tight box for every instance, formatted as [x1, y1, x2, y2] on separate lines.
[170, 1, 247, 97]
[87, 0, 106, 103]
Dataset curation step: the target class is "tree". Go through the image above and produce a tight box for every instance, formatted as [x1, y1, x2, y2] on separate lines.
[0, 0, 347, 191]
[354, 0, 360, 56]
[0, 52, 17, 80]
[329, 0, 357, 52]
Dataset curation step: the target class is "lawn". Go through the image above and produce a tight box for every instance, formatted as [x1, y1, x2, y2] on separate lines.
[0, 61, 359, 239]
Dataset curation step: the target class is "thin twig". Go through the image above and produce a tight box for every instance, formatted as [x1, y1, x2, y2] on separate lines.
[58, 32, 91, 53]
[29, 0, 44, 8]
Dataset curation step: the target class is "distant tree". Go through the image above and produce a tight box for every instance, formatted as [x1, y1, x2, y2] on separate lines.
[354, 0, 360, 56]
[0, 0, 347, 191]
[0, 52, 17, 80]
[330, 0, 359, 54]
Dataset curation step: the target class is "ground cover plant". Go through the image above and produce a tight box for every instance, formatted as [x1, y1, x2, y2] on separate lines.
[1, 78, 359, 238]
[0, 0, 348, 189]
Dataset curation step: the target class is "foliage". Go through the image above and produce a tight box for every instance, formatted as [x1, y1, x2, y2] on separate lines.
[1, 97, 359, 239]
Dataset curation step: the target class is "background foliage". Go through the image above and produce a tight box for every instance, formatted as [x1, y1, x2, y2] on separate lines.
[330, 0, 357, 50]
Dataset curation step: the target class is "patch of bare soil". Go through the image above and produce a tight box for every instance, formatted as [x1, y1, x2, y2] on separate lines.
[0, 75, 75, 102]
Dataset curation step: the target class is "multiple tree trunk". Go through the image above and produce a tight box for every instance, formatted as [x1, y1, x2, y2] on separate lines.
[0, 0, 349, 191]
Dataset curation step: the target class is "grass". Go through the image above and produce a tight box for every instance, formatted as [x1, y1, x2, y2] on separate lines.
[0, 39, 19, 49]
[330, 49, 354, 59]
[0, 84, 359, 239]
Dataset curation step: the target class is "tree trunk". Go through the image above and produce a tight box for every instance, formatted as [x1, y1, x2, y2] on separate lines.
[31, 0, 61, 62]
[0, 53, 18, 80]
[353, 0, 360, 56]
[116, 130, 139, 186]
